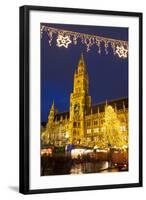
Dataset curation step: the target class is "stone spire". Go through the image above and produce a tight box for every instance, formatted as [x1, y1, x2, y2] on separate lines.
[77, 53, 87, 74]
[48, 100, 55, 122]
[123, 101, 126, 112]
[50, 100, 55, 112]
[114, 103, 117, 112]
[105, 99, 108, 107]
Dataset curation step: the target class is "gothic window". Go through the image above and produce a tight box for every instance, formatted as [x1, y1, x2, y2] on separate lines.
[74, 104, 80, 115]
[94, 120, 98, 126]
[120, 116, 125, 122]
[101, 127, 105, 132]
[77, 80, 80, 84]
[120, 126, 126, 132]
[73, 122, 77, 127]
[86, 121, 91, 127]
[101, 119, 105, 124]
[93, 128, 99, 133]
[73, 130, 76, 136]
[87, 129, 91, 134]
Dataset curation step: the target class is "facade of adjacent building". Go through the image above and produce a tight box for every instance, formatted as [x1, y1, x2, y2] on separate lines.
[41, 54, 128, 147]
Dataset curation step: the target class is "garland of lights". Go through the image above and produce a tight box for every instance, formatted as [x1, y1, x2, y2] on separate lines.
[41, 25, 128, 59]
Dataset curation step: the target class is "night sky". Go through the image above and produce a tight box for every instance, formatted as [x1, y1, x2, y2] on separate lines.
[41, 23, 128, 123]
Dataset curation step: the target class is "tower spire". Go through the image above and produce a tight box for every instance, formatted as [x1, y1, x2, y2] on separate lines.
[77, 52, 86, 73]
[123, 101, 126, 112]
[81, 52, 84, 61]
[106, 99, 108, 107]
[51, 100, 55, 111]
[48, 100, 55, 121]
[114, 103, 117, 112]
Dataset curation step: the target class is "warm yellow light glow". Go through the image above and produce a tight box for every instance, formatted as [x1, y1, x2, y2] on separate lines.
[103, 105, 127, 148]
[65, 133, 69, 138]
[42, 54, 128, 148]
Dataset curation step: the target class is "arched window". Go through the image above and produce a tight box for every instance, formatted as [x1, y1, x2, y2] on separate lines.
[73, 122, 77, 127]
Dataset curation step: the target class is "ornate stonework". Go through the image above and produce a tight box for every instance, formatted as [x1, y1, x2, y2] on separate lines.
[41, 54, 128, 147]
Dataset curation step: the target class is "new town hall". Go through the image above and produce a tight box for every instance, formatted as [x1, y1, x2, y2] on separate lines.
[41, 54, 128, 147]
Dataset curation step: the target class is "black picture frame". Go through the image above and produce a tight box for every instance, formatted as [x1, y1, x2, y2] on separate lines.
[19, 5, 143, 194]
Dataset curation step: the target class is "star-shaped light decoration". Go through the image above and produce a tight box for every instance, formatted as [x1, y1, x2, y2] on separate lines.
[56, 35, 72, 48]
[116, 45, 128, 58]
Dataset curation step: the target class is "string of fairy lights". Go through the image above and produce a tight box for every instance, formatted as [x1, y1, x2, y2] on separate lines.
[41, 25, 128, 59]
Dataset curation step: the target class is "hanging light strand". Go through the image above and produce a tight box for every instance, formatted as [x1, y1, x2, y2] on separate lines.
[41, 25, 128, 59]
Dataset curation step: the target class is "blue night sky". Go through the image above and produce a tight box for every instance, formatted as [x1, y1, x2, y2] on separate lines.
[41, 23, 128, 122]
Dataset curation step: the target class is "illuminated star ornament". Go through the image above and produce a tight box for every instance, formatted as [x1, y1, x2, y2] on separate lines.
[56, 35, 72, 48]
[116, 45, 128, 58]
[41, 25, 128, 59]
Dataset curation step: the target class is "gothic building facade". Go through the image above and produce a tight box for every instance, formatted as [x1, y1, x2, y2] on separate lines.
[42, 54, 128, 147]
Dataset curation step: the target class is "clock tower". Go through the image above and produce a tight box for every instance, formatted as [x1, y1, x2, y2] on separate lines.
[69, 53, 91, 144]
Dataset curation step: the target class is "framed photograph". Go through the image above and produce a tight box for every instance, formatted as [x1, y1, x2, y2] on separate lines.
[19, 5, 143, 194]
